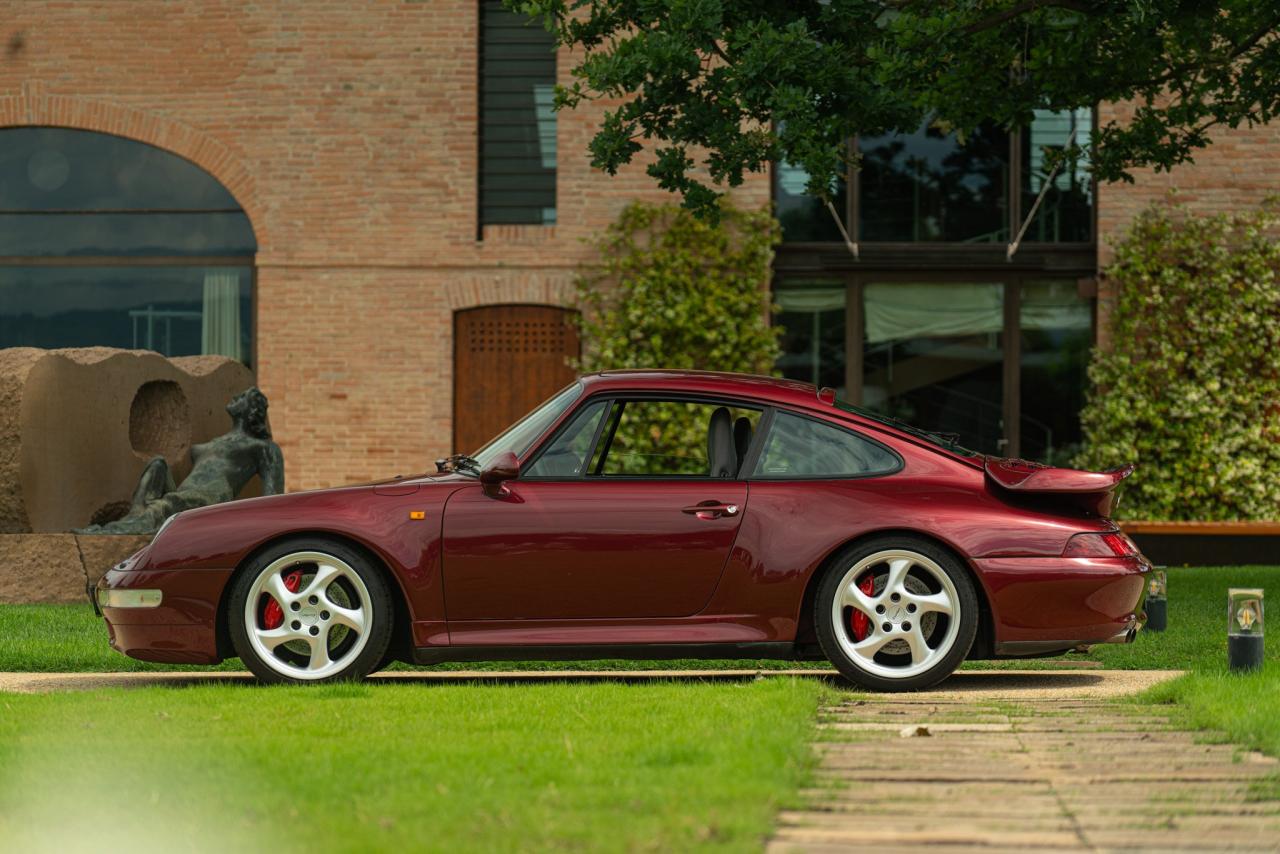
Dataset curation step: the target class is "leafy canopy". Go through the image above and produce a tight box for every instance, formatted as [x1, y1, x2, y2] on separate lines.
[515, 0, 1280, 217]
[1073, 201, 1280, 521]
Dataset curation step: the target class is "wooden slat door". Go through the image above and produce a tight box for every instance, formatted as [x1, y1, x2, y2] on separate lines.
[453, 305, 580, 455]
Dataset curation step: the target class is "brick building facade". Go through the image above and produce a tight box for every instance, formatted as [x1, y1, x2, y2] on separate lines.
[0, 2, 1274, 489]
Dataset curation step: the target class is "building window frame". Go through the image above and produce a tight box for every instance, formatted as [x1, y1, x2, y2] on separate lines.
[776, 107, 1098, 258]
[477, 0, 558, 238]
[773, 271, 1095, 460]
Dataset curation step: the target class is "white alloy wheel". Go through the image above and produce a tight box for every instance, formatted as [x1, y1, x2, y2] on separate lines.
[829, 548, 964, 682]
[243, 550, 374, 681]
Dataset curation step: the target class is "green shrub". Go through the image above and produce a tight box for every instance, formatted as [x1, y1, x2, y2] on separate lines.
[575, 200, 781, 474]
[1074, 202, 1280, 520]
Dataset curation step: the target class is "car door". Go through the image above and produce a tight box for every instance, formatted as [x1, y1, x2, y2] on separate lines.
[441, 396, 760, 621]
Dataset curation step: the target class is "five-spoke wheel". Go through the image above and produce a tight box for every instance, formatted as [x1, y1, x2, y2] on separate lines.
[816, 537, 978, 692]
[229, 538, 393, 684]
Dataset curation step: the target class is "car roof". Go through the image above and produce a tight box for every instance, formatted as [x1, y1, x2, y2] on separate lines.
[578, 370, 982, 468]
[580, 369, 825, 409]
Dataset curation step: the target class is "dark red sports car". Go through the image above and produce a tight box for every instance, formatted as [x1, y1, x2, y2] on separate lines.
[93, 370, 1149, 690]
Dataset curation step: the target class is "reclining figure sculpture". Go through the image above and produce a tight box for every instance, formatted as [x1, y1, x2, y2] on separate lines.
[77, 387, 284, 535]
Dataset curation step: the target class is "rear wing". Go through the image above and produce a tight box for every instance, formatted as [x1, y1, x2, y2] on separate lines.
[985, 459, 1135, 518]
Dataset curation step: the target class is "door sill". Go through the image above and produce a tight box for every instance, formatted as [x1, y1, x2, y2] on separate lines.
[412, 641, 799, 666]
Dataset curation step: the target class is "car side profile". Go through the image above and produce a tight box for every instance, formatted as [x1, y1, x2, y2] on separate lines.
[93, 370, 1150, 691]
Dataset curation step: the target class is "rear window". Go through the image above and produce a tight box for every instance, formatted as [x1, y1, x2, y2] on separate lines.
[753, 412, 900, 478]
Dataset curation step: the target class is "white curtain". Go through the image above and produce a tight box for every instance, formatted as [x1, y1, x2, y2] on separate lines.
[865, 282, 1003, 344]
[201, 270, 242, 360]
[776, 287, 846, 314]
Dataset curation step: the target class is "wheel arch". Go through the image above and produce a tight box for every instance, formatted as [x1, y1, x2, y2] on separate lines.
[215, 529, 415, 664]
[793, 528, 996, 660]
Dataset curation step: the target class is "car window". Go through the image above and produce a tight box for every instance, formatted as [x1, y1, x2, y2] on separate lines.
[471, 382, 582, 465]
[524, 400, 608, 478]
[594, 399, 761, 477]
[753, 411, 899, 478]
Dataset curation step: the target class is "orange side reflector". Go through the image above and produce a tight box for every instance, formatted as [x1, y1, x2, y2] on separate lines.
[409, 510, 426, 520]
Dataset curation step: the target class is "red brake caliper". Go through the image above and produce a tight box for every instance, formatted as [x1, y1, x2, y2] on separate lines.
[262, 569, 303, 629]
[850, 574, 876, 641]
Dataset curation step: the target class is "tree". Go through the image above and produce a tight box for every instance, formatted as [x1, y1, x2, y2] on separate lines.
[515, 1, 1280, 218]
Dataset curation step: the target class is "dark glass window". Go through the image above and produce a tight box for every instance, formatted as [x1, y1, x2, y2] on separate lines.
[1019, 280, 1093, 464]
[774, 281, 846, 395]
[858, 121, 1010, 243]
[524, 399, 608, 477]
[1020, 109, 1092, 243]
[862, 282, 1005, 454]
[775, 161, 847, 242]
[594, 399, 761, 477]
[754, 411, 899, 478]
[0, 128, 256, 363]
[479, 0, 556, 227]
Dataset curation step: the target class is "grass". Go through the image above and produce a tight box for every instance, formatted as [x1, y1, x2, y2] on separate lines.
[4, 565, 1276, 674]
[0, 677, 826, 852]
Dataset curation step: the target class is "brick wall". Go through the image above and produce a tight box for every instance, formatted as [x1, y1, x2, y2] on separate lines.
[1094, 103, 1280, 345]
[0, 0, 768, 489]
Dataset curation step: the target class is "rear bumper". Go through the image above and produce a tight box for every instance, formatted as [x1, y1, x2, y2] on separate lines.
[974, 555, 1150, 656]
[94, 565, 233, 664]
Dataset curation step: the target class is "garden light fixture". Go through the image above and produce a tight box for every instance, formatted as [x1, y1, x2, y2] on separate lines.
[1227, 588, 1264, 673]
[1146, 569, 1167, 632]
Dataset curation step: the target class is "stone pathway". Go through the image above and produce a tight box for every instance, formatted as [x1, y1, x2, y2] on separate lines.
[770, 692, 1280, 852]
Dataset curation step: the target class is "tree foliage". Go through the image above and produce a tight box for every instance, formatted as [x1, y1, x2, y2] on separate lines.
[576, 200, 781, 373]
[575, 200, 780, 474]
[1073, 202, 1280, 520]
[515, 0, 1280, 218]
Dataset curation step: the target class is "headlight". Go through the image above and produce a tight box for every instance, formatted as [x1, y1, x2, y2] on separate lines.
[97, 588, 162, 609]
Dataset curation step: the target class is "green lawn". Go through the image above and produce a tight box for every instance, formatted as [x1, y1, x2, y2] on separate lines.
[4, 565, 1275, 674]
[0, 677, 825, 852]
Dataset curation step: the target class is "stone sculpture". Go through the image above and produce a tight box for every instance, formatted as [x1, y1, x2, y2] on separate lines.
[76, 387, 284, 535]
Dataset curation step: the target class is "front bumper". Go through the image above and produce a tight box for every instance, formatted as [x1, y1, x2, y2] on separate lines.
[93, 564, 233, 664]
[974, 554, 1150, 656]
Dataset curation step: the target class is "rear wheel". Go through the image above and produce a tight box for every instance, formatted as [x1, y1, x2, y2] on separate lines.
[228, 538, 394, 684]
[815, 536, 978, 692]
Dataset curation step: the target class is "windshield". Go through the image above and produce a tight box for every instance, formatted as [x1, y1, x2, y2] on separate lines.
[834, 398, 980, 458]
[470, 382, 583, 469]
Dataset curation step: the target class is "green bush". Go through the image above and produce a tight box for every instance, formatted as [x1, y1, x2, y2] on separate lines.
[1074, 202, 1280, 520]
[575, 200, 781, 474]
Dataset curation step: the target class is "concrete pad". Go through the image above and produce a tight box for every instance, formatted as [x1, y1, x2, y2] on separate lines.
[0, 668, 1181, 695]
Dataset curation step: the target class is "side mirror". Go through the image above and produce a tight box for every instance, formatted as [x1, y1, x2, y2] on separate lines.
[479, 450, 519, 497]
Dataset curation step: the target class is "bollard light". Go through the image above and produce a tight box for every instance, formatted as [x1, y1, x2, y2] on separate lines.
[1145, 569, 1168, 632]
[1227, 588, 1264, 673]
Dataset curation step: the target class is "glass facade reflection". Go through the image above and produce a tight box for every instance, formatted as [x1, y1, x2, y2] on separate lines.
[1021, 109, 1093, 243]
[775, 161, 848, 242]
[1019, 280, 1093, 464]
[772, 279, 1095, 460]
[862, 282, 1006, 453]
[774, 281, 846, 394]
[858, 122, 1010, 243]
[0, 128, 256, 363]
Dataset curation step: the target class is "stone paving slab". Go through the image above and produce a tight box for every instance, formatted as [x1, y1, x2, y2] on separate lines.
[0, 668, 1181, 694]
[770, 689, 1280, 853]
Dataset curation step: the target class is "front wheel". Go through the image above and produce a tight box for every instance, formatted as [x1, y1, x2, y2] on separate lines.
[228, 538, 394, 684]
[815, 536, 978, 692]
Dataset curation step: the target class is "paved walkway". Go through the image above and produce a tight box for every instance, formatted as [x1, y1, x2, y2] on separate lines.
[0, 668, 1174, 694]
[770, 688, 1280, 852]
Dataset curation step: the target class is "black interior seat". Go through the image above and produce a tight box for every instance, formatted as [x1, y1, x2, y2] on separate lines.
[733, 416, 752, 472]
[707, 407, 736, 478]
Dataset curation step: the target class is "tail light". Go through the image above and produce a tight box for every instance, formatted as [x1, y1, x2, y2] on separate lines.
[1063, 532, 1138, 558]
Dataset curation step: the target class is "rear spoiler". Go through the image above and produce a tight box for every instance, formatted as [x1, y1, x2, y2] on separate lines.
[985, 458, 1135, 518]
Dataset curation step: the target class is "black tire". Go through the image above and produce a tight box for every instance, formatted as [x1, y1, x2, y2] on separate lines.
[228, 536, 395, 685]
[814, 535, 979, 692]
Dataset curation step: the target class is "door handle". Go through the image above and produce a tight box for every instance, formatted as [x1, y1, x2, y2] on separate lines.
[681, 501, 740, 520]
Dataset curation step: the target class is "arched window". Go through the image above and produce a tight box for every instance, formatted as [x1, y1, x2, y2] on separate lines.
[0, 128, 256, 364]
